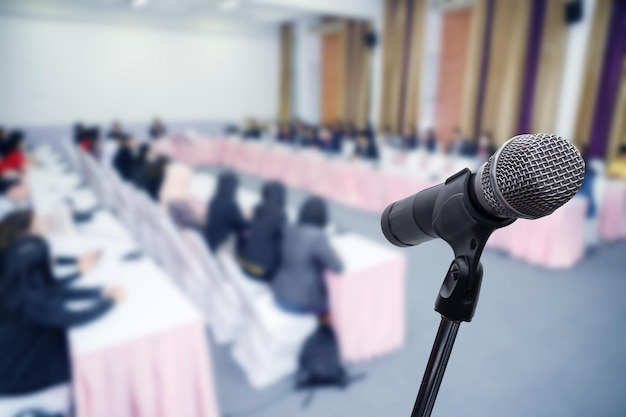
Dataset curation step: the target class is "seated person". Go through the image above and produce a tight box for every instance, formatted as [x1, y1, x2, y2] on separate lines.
[238, 181, 287, 281]
[0, 131, 28, 175]
[317, 126, 341, 154]
[477, 131, 497, 160]
[203, 171, 248, 252]
[0, 177, 29, 220]
[131, 143, 152, 187]
[423, 128, 438, 153]
[107, 120, 128, 141]
[271, 197, 342, 318]
[607, 144, 626, 180]
[276, 123, 294, 144]
[401, 126, 419, 150]
[142, 156, 169, 201]
[353, 131, 379, 161]
[148, 117, 167, 140]
[112, 136, 137, 181]
[242, 118, 262, 140]
[450, 127, 477, 157]
[0, 210, 123, 396]
[298, 127, 318, 148]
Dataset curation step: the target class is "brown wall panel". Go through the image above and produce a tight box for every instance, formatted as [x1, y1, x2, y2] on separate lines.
[435, 8, 473, 146]
[530, 0, 568, 133]
[481, 0, 531, 145]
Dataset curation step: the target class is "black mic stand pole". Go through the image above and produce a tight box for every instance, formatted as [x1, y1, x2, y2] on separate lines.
[404, 169, 509, 417]
[410, 257, 483, 417]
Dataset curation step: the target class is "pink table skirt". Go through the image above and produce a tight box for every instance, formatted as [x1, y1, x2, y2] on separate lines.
[326, 257, 406, 363]
[599, 181, 626, 242]
[73, 322, 219, 417]
[486, 198, 588, 269]
[162, 138, 588, 269]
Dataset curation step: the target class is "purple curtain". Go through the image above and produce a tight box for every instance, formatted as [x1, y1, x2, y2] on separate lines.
[587, 0, 626, 158]
[517, 0, 547, 134]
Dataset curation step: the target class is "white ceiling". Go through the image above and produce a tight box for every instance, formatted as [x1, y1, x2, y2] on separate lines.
[0, 0, 381, 36]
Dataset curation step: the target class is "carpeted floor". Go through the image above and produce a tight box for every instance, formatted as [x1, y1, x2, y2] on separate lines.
[204, 168, 626, 417]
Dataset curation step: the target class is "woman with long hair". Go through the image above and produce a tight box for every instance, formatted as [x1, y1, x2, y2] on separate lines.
[203, 171, 248, 252]
[0, 210, 122, 395]
[238, 181, 287, 281]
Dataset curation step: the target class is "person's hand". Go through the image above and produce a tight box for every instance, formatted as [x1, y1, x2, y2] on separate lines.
[102, 286, 125, 303]
[78, 250, 102, 274]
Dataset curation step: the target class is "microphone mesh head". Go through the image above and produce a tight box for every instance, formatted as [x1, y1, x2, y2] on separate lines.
[480, 133, 585, 219]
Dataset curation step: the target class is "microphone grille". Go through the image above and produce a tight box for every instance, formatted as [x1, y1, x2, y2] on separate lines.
[480, 133, 585, 219]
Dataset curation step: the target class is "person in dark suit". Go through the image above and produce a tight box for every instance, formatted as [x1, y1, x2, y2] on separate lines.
[148, 118, 167, 140]
[317, 126, 341, 154]
[112, 136, 136, 181]
[401, 126, 419, 150]
[0, 210, 122, 395]
[271, 197, 342, 317]
[131, 143, 151, 187]
[276, 123, 294, 144]
[450, 127, 477, 157]
[238, 181, 287, 281]
[107, 121, 128, 141]
[203, 171, 248, 252]
[353, 130, 379, 161]
[143, 156, 169, 201]
[242, 118, 262, 140]
[424, 128, 438, 153]
[300, 127, 318, 148]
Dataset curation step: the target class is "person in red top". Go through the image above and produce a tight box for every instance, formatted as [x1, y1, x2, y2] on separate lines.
[0, 131, 27, 175]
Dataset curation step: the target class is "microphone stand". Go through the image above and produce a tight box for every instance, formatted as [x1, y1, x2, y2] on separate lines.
[404, 169, 512, 417]
[410, 257, 483, 417]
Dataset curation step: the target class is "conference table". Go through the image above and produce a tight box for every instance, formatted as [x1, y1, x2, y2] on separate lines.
[155, 135, 591, 269]
[25, 146, 220, 417]
[187, 170, 407, 364]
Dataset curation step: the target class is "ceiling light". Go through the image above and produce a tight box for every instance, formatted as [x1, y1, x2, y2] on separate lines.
[219, 0, 241, 11]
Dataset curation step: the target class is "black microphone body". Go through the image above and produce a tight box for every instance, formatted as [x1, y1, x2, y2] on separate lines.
[381, 133, 585, 250]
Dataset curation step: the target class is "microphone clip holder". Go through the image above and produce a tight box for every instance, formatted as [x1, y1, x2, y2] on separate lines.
[410, 169, 513, 417]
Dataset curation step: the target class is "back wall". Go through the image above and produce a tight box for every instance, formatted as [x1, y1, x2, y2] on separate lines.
[0, 16, 279, 127]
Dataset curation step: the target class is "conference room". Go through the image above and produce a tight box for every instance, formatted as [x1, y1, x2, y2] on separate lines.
[1, 0, 626, 416]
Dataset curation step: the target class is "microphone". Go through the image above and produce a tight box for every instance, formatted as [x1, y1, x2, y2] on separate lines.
[381, 133, 585, 248]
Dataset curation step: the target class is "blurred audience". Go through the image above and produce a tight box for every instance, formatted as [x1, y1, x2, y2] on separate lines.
[276, 123, 294, 144]
[112, 136, 137, 182]
[450, 127, 476, 157]
[271, 197, 342, 319]
[242, 118, 262, 140]
[353, 130, 379, 161]
[423, 128, 438, 153]
[607, 144, 626, 180]
[107, 121, 128, 141]
[0, 131, 27, 175]
[477, 131, 496, 160]
[238, 181, 287, 282]
[317, 126, 341, 154]
[148, 118, 167, 140]
[73, 124, 100, 154]
[0, 177, 30, 220]
[204, 171, 248, 252]
[401, 126, 418, 150]
[0, 210, 122, 396]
